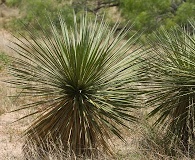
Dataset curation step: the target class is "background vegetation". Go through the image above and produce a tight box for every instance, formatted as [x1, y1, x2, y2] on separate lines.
[3, 0, 195, 37]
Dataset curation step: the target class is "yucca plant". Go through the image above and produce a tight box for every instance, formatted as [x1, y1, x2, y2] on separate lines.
[145, 21, 195, 154]
[8, 14, 144, 157]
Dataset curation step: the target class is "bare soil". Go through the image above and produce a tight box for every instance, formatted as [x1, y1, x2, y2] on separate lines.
[0, 5, 24, 158]
[0, 3, 19, 28]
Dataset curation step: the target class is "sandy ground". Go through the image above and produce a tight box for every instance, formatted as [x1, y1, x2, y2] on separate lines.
[0, 113, 23, 159]
[0, 5, 24, 158]
[0, 29, 21, 159]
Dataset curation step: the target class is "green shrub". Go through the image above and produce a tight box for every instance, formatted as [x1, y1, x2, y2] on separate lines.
[9, 13, 144, 158]
[145, 20, 195, 157]
[9, 0, 74, 33]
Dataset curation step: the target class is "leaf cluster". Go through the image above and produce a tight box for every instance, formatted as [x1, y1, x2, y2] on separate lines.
[144, 21, 195, 155]
[9, 13, 144, 157]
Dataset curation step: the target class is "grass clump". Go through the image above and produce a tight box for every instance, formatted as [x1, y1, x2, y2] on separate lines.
[138, 121, 191, 159]
[23, 136, 109, 160]
[8, 13, 144, 158]
[142, 20, 195, 158]
[0, 51, 10, 71]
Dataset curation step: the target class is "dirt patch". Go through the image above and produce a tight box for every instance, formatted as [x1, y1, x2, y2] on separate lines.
[0, 29, 14, 54]
[0, 3, 19, 28]
[0, 80, 30, 159]
[0, 7, 24, 157]
[0, 4, 19, 18]
[0, 4, 20, 55]
[0, 113, 24, 159]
